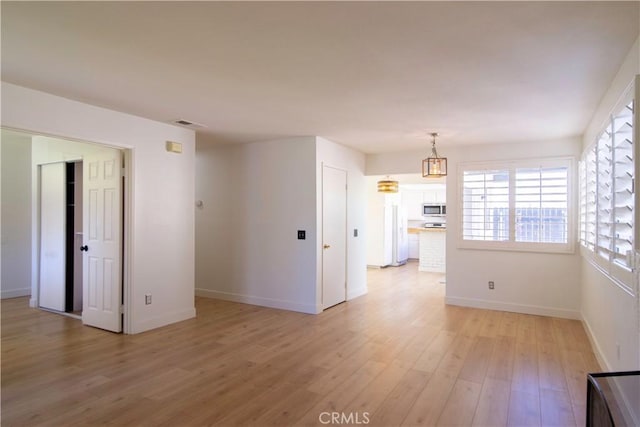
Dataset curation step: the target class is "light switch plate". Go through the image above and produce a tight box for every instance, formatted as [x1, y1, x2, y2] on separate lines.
[166, 141, 183, 153]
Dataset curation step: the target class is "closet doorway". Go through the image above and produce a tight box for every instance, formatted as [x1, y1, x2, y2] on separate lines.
[39, 161, 83, 315]
[37, 144, 125, 332]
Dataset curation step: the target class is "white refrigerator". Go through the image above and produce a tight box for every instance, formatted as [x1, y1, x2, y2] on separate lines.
[366, 190, 408, 268]
[391, 205, 408, 266]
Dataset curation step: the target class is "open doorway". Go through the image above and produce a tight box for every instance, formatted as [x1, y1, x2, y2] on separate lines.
[1, 129, 129, 333]
[366, 174, 447, 282]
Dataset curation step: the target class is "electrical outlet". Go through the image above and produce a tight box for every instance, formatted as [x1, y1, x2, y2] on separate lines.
[488, 281, 495, 290]
[145, 294, 152, 305]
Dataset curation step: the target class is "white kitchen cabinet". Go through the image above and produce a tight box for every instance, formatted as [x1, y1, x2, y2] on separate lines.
[401, 185, 446, 221]
[403, 191, 424, 220]
[422, 188, 446, 203]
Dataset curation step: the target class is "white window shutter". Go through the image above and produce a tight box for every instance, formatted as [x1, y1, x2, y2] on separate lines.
[462, 170, 509, 241]
[515, 167, 568, 243]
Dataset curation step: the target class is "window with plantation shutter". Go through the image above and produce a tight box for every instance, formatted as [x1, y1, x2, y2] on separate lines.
[597, 127, 614, 260]
[459, 158, 573, 253]
[579, 89, 635, 291]
[579, 147, 597, 250]
[579, 160, 586, 245]
[611, 100, 634, 269]
[585, 146, 597, 250]
[462, 170, 509, 241]
[515, 167, 568, 243]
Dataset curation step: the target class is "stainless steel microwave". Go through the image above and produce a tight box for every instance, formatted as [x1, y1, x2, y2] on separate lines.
[422, 203, 446, 216]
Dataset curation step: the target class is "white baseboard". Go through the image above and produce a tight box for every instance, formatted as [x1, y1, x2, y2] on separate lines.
[445, 296, 581, 320]
[195, 288, 319, 314]
[131, 307, 196, 334]
[581, 314, 611, 371]
[582, 314, 640, 426]
[419, 267, 445, 273]
[1, 288, 31, 299]
[347, 286, 368, 301]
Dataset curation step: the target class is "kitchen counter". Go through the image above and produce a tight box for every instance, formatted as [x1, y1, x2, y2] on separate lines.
[408, 227, 446, 234]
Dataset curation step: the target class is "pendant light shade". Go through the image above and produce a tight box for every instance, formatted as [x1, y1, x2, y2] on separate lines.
[422, 132, 447, 178]
[377, 176, 399, 193]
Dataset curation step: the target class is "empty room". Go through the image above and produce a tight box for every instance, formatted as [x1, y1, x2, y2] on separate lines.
[1, 2, 639, 426]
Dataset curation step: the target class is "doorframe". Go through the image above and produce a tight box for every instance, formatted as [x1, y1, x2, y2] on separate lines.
[3, 126, 134, 334]
[320, 163, 348, 310]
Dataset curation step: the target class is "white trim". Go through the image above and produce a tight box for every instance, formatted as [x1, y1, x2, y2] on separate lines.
[195, 288, 321, 315]
[130, 307, 196, 334]
[0, 288, 31, 299]
[445, 296, 581, 320]
[582, 253, 636, 297]
[581, 314, 611, 371]
[122, 148, 134, 334]
[347, 285, 368, 301]
[457, 241, 575, 255]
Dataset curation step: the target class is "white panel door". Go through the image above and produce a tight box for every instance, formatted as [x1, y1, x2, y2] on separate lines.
[322, 165, 347, 310]
[39, 162, 66, 312]
[82, 148, 122, 332]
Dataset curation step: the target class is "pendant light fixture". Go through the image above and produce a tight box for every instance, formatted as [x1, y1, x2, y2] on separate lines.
[377, 176, 399, 193]
[422, 132, 447, 177]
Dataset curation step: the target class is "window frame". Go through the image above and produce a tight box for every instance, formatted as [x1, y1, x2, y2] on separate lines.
[458, 157, 575, 254]
[579, 83, 636, 294]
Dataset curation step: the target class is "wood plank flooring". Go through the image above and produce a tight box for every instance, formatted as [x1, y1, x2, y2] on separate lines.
[1, 262, 600, 426]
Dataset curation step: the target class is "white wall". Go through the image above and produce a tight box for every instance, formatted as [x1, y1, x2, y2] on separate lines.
[1, 82, 196, 334]
[1, 130, 32, 298]
[367, 138, 583, 319]
[196, 137, 319, 313]
[316, 137, 367, 302]
[195, 136, 367, 313]
[580, 36, 640, 371]
[445, 140, 582, 319]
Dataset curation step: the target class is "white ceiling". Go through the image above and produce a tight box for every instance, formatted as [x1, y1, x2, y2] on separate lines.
[2, 2, 638, 153]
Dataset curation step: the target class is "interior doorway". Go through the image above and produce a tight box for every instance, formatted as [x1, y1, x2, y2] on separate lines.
[321, 164, 348, 310]
[37, 140, 125, 332]
[1, 129, 129, 333]
[366, 174, 447, 282]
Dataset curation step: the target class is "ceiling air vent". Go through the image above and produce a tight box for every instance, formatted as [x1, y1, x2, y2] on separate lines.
[172, 119, 206, 129]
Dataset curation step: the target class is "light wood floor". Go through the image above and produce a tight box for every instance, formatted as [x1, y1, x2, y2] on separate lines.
[2, 262, 600, 426]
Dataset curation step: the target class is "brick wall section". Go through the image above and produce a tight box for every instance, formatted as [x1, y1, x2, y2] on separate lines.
[419, 231, 446, 273]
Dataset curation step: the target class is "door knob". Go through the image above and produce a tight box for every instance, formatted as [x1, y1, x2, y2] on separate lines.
[323, 244, 331, 249]
[80, 245, 88, 252]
